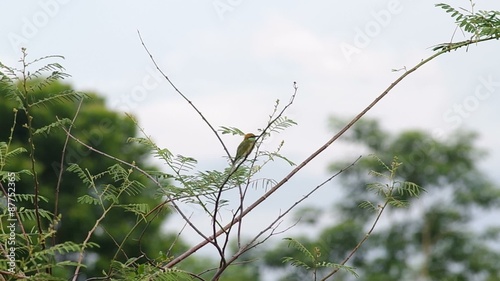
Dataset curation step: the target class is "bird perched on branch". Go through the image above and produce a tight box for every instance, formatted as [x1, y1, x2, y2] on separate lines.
[231, 133, 258, 171]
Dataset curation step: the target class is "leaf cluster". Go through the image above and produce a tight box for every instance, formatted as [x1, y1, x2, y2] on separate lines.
[433, 3, 500, 51]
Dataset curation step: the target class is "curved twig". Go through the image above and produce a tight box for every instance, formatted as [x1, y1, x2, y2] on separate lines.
[53, 98, 84, 248]
[137, 31, 231, 160]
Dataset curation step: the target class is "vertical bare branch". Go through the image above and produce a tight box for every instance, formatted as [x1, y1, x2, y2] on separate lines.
[52, 98, 84, 248]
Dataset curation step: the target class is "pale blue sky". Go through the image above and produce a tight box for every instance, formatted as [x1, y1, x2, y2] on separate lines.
[2, 0, 500, 263]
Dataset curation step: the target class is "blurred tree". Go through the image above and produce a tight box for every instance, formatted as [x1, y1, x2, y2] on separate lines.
[262, 118, 500, 281]
[0, 80, 189, 279]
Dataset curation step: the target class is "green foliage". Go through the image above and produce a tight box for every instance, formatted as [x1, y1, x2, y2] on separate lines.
[433, 3, 500, 51]
[282, 237, 358, 279]
[365, 155, 423, 207]
[0, 51, 186, 280]
[97, 258, 195, 281]
[322, 118, 499, 280]
[0, 142, 27, 169]
[219, 126, 244, 136]
[277, 156, 421, 280]
[436, 3, 500, 37]
[69, 163, 147, 208]
[263, 115, 500, 280]
[265, 116, 297, 134]
[34, 118, 72, 137]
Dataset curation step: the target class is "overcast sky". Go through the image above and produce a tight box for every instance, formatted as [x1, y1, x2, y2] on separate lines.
[2, 0, 500, 262]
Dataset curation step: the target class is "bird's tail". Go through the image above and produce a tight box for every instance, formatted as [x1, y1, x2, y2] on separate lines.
[229, 158, 239, 173]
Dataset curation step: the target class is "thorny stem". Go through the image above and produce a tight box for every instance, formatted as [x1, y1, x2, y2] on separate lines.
[20, 49, 46, 274]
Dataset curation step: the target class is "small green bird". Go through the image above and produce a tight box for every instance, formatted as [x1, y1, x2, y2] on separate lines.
[232, 133, 258, 166]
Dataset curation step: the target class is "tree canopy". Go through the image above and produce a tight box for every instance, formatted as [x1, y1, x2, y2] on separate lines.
[262, 118, 500, 281]
[0, 78, 188, 279]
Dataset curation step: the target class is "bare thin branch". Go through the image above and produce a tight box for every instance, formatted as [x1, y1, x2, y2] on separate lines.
[137, 30, 231, 160]
[52, 98, 84, 248]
